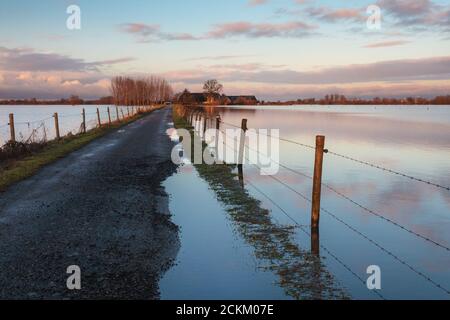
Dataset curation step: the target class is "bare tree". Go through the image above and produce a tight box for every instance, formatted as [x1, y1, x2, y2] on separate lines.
[110, 76, 173, 106]
[203, 79, 223, 96]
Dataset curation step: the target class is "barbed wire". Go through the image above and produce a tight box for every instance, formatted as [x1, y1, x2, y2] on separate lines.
[327, 150, 450, 191]
[58, 113, 84, 118]
[220, 119, 450, 191]
[220, 120, 316, 150]
[244, 170, 385, 300]
[220, 124, 450, 252]
[245, 177, 307, 228]
[218, 129, 450, 296]
[218, 132, 385, 299]
[321, 182, 450, 252]
[320, 205, 450, 295]
[248, 160, 450, 296]
[15, 116, 53, 126]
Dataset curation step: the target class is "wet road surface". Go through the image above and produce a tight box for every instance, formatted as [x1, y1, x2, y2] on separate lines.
[0, 107, 179, 299]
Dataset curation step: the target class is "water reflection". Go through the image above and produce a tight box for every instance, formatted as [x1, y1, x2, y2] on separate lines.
[171, 106, 349, 299]
[175, 104, 450, 299]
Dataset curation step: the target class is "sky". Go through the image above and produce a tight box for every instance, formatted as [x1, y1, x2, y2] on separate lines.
[0, 0, 449, 100]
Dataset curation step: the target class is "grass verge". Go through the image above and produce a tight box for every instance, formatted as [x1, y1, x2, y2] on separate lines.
[0, 107, 162, 191]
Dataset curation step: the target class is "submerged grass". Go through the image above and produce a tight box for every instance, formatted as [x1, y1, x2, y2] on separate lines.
[0, 107, 162, 191]
[173, 105, 349, 300]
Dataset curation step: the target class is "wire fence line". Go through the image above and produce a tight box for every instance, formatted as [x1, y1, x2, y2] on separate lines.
[247, 159, 450, 295]
[218, 134, 386, 299]
[0, 105, 150, 148]
[186, 112, 450, 299]
[219, 126, 450, 252]
[216, 127, 382, 296]
[244, 177, 386, 300]
[224, 132, 450, 296]
[219, 119, 450, 192]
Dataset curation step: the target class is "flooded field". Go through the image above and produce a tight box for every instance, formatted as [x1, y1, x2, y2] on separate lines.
[0, 105, 129, 145]
[163, 105, 450, 300]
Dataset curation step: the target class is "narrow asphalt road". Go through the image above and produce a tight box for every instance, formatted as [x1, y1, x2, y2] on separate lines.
[0, 107, 179, 299]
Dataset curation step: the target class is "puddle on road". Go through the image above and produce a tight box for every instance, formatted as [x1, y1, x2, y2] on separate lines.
[160, 165, 290, 299]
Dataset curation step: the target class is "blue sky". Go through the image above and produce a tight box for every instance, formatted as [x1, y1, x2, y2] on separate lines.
[0, 0, 449, 99]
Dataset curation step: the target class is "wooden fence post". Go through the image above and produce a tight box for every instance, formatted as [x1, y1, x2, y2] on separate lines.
[116, 106, 120, 122]
[107, 107, 112, 125]
[82, 108, 86, 133]
[311, 227, 320, 255]
[238, 119, 247, 189]
[203, 116, 207, 140]
[54, 112, 60, 140]
[97, 108, 101, 128]
[8, 113, 15, 142]
[215, 116, 220, 160]
[311, 135, 325, 230]
[238, 119, 248, 165]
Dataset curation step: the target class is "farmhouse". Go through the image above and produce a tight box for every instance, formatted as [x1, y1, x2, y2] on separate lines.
[177, 90, 259, 105]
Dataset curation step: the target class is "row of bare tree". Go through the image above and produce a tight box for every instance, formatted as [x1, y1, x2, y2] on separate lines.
[110, 76, 173, 106]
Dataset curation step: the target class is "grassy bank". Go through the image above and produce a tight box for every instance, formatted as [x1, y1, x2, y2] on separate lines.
[0, 107, 162, 191]
[172, 105, 348, 299]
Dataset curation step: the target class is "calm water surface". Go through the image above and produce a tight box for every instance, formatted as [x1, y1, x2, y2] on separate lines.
[164, 105, 450, 300]
[2, 104, 449, 299]
[0, 105, 128, 145]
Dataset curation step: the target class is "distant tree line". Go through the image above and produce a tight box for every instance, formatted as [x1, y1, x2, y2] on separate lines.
[260, 94, 450, 106]
[110, 76, 173, 106]
[0, 76, 173, 106]
[0, 95, 113, 105]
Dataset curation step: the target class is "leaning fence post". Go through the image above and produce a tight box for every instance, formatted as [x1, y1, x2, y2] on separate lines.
[116, 106, 120, 122]
[311, 135, 325, 230]
[8, 113, 15, 142]
[54, 112, 60, 140]
[82, 108, 86, 133]
[107, 107, 112, 125]
[97, 108, 101, 128]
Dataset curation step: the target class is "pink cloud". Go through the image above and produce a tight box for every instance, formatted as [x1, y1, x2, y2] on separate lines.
[206, 21, 316, 39]
[363, 40, 410, 48]
[378, 0, 450, 29]
[0, 47, 134, 72]
[120, 23, 160, 36]
[120, 23, 198, 42]
[306, 6, 364, 22]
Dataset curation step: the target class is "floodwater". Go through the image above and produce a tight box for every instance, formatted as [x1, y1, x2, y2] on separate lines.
[160, 165, 291, 300]
[0, 105, 131, 145]
[162, 105, 450, 300]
